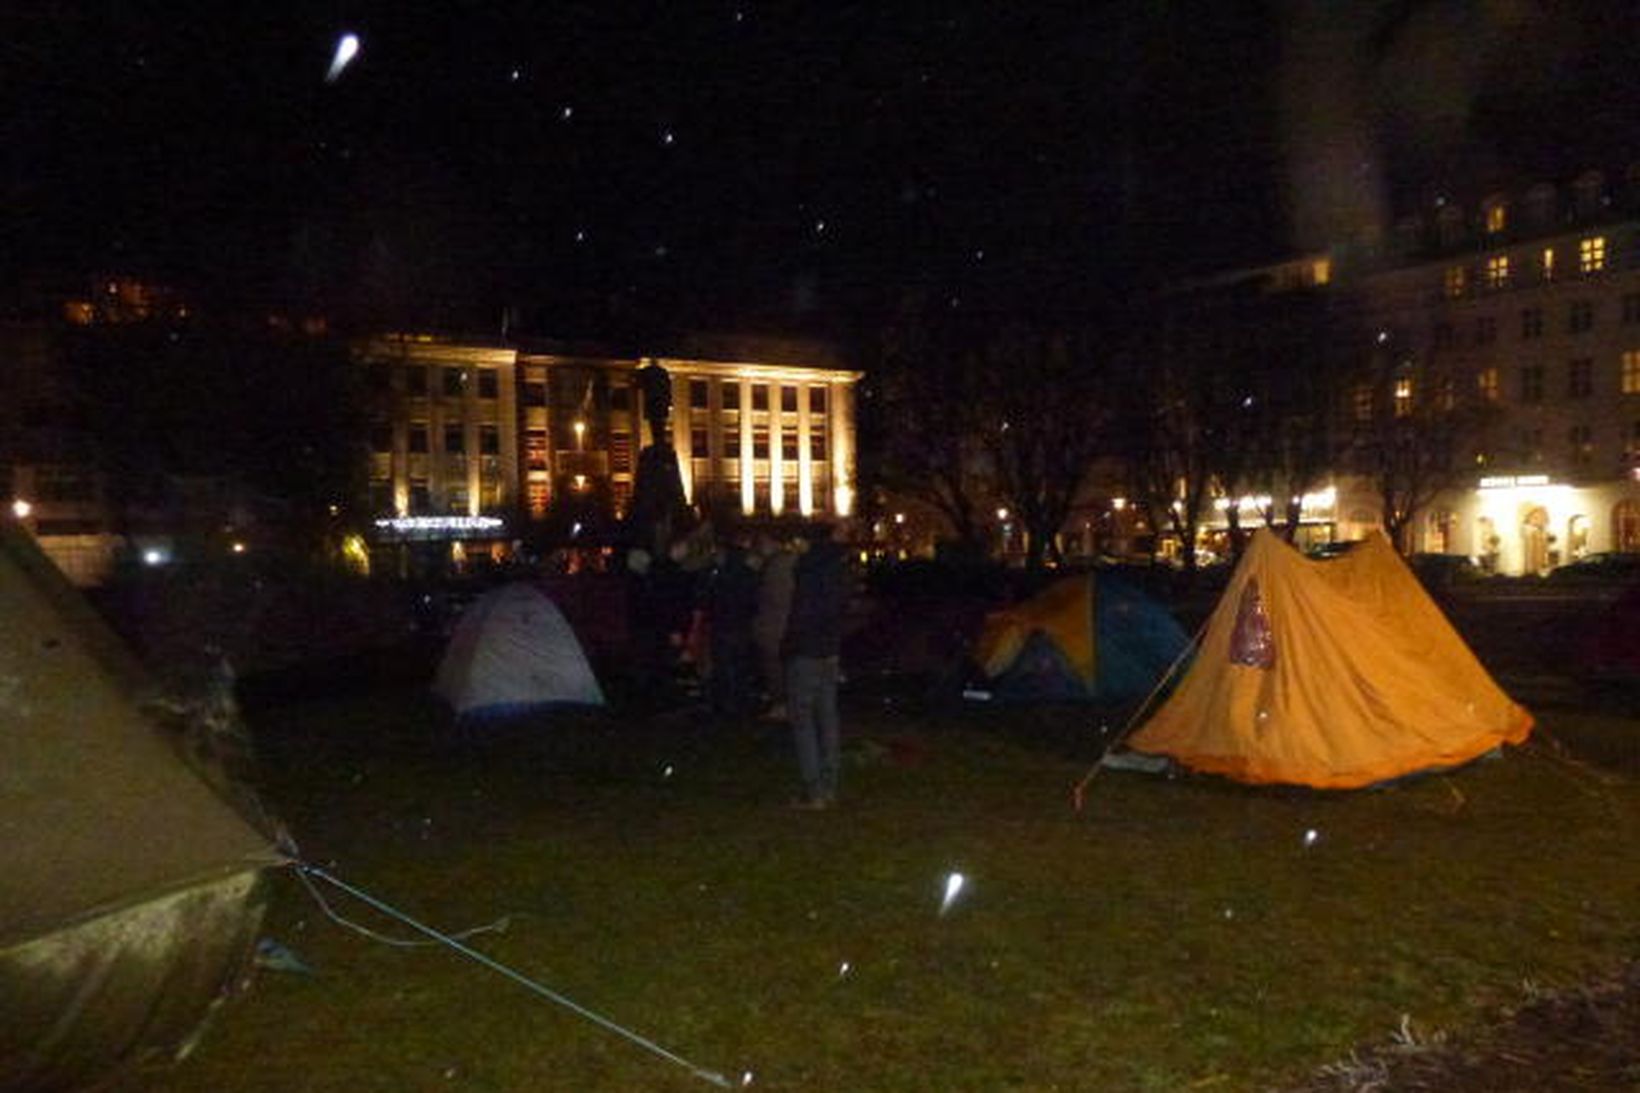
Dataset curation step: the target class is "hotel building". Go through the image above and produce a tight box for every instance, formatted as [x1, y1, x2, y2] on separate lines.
[358, 333, 861, 564]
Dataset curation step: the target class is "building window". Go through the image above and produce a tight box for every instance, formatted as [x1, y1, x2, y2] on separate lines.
[724, 428, 741, 460]
[1352, 384, 1373, 422]
[810, 428, 828, 461]
[1540, 247, 1555, 281]
[442, 367, 465, 397]
[751, 384, 769, 411]
[523, 380, 547, 407]
[611, 383, 632, 411]
[1625, 294, 1640, 325]
[1485, 254, 1510, 290]
[1444, 266, 1466, 299]
[1433, 322, 1455, 350]
[1434, 373, 1456, 411]
[1568, 300, 1594, 333]
[1474, 316, 1496, 344]
[1393, 377, 1414, 417]
[1623, 350, 1640, 394]
[370, 424, 393, 452]
[809, 386, 828, 414]
[752, 424, 769, 458]
[782, 432, 799, 460]
[408, 424, 429, 453]
[525, 429, 548, 471]
[1521, 308, 1543, 339]
[781, 386, 798, 413]
[1485, 202, 1507, 234]
[1568, 358, 1593, 398]
[1579, 235, 1606, 274]
[1569, 424, 1594, 467]
[479, 424, 499, 455]
[409, 480, 431, 512]
[443, 424, 465, 454]
[1520, 364, 1544, 404]
[611, 430, 633, 473]
[1477, 367, 1500, 402]
[477, 369, 498, 399]
[405, 365, 428, 396]
[689, 379, 710, 409]
[690, 426, 709, 455]
[1627, 423, 1640, 466]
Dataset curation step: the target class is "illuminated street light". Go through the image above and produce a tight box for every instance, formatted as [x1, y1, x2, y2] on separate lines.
[11, 498, 31, 519]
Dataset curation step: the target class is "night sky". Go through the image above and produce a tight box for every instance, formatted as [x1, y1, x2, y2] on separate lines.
[6, 2, 1639, 340]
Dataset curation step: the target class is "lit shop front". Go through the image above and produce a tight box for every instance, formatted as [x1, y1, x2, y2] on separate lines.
[368, 514, 514, 578]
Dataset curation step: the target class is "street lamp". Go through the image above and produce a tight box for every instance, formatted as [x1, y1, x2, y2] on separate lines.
[10, 498, 31, 519]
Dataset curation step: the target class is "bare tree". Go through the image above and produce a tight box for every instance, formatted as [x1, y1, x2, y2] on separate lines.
[978, 325, 1113, 571]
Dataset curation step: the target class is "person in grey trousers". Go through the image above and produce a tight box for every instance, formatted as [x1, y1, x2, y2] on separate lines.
[782, 524, 846, 809]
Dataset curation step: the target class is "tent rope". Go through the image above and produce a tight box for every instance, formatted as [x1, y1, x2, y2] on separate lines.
[293, 863, 514, 947]
[293, 862, 733, 1089]
[1071, 613, 1211, 812]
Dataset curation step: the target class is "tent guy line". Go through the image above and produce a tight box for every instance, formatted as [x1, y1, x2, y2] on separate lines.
[294, 862, 735, 1088]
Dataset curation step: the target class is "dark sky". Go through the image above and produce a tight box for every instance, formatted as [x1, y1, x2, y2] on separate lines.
[5, 2, 1639, 339]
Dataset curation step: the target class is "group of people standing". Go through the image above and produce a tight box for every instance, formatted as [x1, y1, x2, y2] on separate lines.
[698, 523, 846, 810]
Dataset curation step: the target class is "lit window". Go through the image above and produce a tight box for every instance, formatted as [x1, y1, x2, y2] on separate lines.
[1485, 254, 1509, 289]
[1443, 265, 1466, 299]
[1485, 203, 1507, 234]
[1393, 377, 1414, 417]
[1311, 258, 1331, 286]
[1623, 350, 1640, 394]
[1580, 236, 1606, 274]
[1541, 247, 1555, 281]
[1477, 367, 1500, 402]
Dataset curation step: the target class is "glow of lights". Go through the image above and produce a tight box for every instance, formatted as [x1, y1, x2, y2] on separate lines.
[1112, 497, 1126, 511]
[1303, 829, 1320, 848]
[574, 229, 586, 242]
[231, 541, 246, 554]
[573, 474, 588, 492]
[662, 130, 675, 145]
[894, 512, 905, 525]
[10, 498, 31, 519]
[1478, 474, 1551, 490]
[573, 419, 586, 445]
[571, 521, 584, 537]
[939, 872, 967, 916]
[741, 1073, 754, 1087]
[838, 960, 852, 977]
[995, 507, 1009, 520]
[325, 33, 360, 83]
[142, 549, 167, 567]
[560, 105, 574, 120]
[815, 220, 826, 234]
[374, 515, 504, 533]
[662, 764, 675, 779]
[1376, 330, 1389, 344]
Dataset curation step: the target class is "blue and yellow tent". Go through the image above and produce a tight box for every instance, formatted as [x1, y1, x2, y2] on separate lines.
[971, 573, 1189, 702]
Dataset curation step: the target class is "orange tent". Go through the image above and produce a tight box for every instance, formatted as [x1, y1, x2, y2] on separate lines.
[1123, 529, 1532, 789]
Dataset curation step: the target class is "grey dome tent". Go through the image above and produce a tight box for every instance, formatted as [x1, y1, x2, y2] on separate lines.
[0, 525, 284, 1091]
[434, 582, 606, 719]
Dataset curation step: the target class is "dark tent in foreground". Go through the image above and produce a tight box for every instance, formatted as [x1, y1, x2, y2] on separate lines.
[969, 572, 1190, 703]
[0, 525, 284, 1091]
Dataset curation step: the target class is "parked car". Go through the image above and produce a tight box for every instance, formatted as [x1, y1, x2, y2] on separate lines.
[1547, 552, 1640, 584]
[1408, 552, 1482, 589]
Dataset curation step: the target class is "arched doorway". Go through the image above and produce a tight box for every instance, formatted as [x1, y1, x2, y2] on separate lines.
[1521, 507, 1549, 575]
[1615, 499, 1640, 552]
[1567, 515, 1590, 561]
[1477, 515, 1500, 573]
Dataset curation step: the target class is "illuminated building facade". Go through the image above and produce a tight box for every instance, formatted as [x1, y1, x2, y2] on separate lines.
[358, 333, 860, 563]
[1349, 168, 1640, 573]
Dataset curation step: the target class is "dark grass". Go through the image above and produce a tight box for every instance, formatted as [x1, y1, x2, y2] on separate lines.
[129, 680, 1640, 1092]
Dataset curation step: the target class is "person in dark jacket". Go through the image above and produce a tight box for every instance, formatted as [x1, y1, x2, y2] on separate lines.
[782, 523, 846, 809]
[704, 536, 761, 718]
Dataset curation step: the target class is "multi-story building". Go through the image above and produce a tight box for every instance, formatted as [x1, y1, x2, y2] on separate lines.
[1347, 168, 1640, 573]
[358, 332, 861, 569]
[1149, 167, 1640, 576]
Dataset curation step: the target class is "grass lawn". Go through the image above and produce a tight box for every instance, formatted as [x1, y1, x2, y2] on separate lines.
[130, 687, 1640, 1092]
